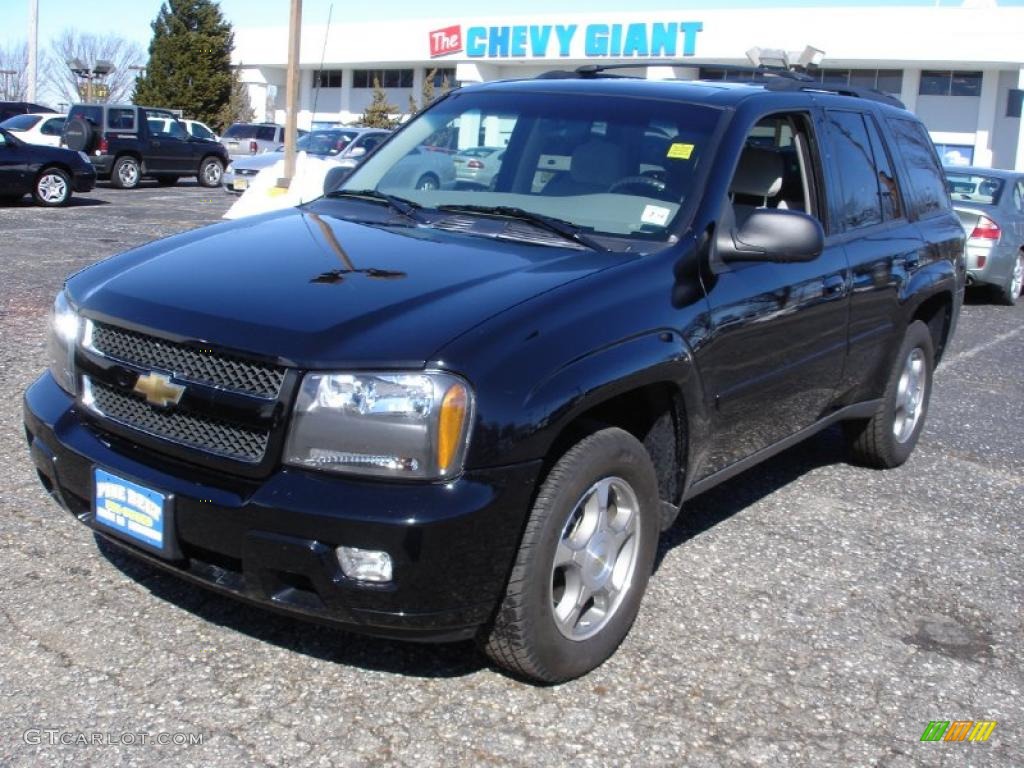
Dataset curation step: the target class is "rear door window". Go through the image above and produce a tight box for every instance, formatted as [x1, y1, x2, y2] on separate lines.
[886, 118, 950, 218]
[826, 110, 883, 231]
[0, 114, 41, 131]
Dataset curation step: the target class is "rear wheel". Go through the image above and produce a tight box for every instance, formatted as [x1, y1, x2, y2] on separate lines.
[32, 167, 71, 206]
[997, 252, 1023, 306]
[479, 427, 660, 683]
[111, 156, 141, 189]
[198, 157, 223, 188]
[844, 320, 934, 468]
[155, 175, 179, 187]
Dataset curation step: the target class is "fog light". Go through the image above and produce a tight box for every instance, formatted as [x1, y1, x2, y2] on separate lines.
[336, 546, 393, 583]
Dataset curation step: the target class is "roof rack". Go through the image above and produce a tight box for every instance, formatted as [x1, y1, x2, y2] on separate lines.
[534, 62, 905, 108]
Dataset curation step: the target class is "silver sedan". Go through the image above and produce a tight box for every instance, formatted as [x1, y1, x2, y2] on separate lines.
[946, 166, 1024, 305]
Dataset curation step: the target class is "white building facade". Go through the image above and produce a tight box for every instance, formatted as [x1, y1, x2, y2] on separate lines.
[233, 4, 1024, 169]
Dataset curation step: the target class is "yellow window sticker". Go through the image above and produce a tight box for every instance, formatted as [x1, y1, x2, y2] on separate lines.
[667, 143, 695, 160]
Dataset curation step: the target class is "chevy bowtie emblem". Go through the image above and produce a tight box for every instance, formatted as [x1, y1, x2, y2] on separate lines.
[133, 372, 185, 408]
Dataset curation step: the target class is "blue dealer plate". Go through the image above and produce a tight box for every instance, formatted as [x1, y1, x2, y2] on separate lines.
[93, 468, 167, 551]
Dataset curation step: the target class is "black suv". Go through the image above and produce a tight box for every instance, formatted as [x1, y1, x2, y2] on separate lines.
[25, 70, 965, 683]
[62, 103, 228, 189]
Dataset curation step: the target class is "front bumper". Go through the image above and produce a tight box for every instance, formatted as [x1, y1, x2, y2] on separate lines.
[73, 167, 96, 193]
[24, 372, 540, 641]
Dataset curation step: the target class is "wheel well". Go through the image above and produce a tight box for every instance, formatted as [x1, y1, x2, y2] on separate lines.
[912, 292, 953, 364]
[114, 152, 142, 166]
[36, 163, 71, 180]
[200, 154, 223, 165]
[545, 383, 686, 508]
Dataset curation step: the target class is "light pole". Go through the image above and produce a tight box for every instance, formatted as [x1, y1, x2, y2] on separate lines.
[66, 58, 115, 103]
[0, 68, 16, 101]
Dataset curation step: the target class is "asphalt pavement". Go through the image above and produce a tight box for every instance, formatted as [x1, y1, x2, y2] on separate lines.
[0, 181, 1020, 767]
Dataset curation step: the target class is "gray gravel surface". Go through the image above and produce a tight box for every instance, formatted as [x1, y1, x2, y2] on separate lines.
[0, 183, 1021, 767]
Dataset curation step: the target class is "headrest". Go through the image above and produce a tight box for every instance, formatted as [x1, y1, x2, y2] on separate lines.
[731, 146, 784, 197]
[570, 139, 626, 187]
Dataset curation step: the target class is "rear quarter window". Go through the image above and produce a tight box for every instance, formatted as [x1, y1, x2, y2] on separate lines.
[257, 126, 278, 142]
[887, 118, 950, 218]
[106, 108, 136, 131]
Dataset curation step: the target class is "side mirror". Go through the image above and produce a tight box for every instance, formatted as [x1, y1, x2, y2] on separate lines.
[347, 146, 367, 159]
[718, 208, 824, 264]
[323, 165, 352, 195]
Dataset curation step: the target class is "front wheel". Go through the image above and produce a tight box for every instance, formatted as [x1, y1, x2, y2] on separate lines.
[197, 157, 223, 188]
[33, 167, 72, 206]
[844, 319, 934, 468]
[415, 173, 439, 191]
[997, 252, 1023, 306]
[479, 427, 660, 683]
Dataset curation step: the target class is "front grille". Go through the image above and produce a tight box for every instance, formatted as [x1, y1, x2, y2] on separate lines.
[86, 379, 270, 463]
[89, 322, 284, 399]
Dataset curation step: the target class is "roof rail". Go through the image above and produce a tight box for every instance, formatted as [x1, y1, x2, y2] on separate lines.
[763, 77, 906, 108]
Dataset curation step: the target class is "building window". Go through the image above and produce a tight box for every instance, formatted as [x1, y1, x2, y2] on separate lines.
[353, 69, 414, 89]
[699, 67, 758, 82]
[919, 71, 982, 97]
[313, 69, 343, 88]
[429, 67, 456, 88]
[818, 69, 903, 96]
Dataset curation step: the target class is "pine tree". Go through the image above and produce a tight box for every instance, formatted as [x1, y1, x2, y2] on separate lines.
[360, 77, 398, 128]
[133, 0, 239, 130]
[216, 64, 254, 129]
[421, 68, 436, 107]
[407, 92, 419, 118]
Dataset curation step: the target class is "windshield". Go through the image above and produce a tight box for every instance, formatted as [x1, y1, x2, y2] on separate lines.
[338, 88, 721, 241]
[946, 173, 1004, 205]
[0, 114, 41, 131]
[297, 130, 360, 155]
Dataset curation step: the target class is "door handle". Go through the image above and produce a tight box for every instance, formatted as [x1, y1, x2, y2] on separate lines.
[823, 275, 845, 295]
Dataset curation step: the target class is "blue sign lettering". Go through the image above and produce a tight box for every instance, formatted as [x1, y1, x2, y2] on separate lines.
[461, 21, 701, 59]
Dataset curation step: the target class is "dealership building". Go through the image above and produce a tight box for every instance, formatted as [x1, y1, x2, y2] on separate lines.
[233, 3, 1024, 169]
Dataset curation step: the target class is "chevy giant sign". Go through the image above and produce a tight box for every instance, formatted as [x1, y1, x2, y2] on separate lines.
[429, 21, 703, 59]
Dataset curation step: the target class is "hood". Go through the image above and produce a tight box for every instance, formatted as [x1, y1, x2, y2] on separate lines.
[68, 203, 627, 369]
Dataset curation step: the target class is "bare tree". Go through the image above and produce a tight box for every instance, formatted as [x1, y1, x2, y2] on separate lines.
[0, 42, 29, 100]
[44, 30, 143, 104]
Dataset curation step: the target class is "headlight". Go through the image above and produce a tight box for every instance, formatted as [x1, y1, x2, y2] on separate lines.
[284, 372, 473, 480]
[47, 290, 80, 395]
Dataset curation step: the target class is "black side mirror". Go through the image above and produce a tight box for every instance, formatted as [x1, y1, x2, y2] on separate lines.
[718, 208, 824, 264]
[323, 165, 352, 195]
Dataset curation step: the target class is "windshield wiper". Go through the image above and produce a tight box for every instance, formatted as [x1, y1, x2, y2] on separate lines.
[435, 204, 606, 252]
[326, 189, 422, 223]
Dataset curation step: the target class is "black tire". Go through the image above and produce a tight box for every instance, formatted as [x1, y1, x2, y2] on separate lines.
[415, 173, 439, 191]
[62, 117, 93, 152]
[844, 320, 934, 469]
[996, 252, 1023, 306]
[197, 157, 223, 188]
[32, 167, 72, 207]
[479, 427, 660, 683]
[155, 175, 179, 187]
[111, 155, 141, 189]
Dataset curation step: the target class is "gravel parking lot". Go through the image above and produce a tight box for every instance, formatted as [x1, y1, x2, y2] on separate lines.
[0, 181, 1021, 767]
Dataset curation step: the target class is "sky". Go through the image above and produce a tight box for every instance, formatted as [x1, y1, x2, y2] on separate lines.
[3, 0, 1024, 50]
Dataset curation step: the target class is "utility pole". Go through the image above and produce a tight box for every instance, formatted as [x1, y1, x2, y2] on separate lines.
[27, 0, 39, 101]
[280, 0, 302, 188]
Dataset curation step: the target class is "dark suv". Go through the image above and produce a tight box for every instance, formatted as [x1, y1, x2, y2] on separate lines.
[24, 70, 965, 683]
[62, 103, 228, 188]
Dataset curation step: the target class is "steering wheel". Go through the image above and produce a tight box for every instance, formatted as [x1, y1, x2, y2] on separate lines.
[608, 174, 668, 194]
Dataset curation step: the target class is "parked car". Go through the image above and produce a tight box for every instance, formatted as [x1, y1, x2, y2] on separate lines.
[61, 103, 228, 189]
[453, 146, 504, 187]
[147, 117, 219, 142]
[0, 113, 67, 147]
[377, 145, 456, 190]
[0, 126, 95, 205]
[945, 166, 1024, 305]
[25, 70, 964, 684]
[0, 101, 56, 122]
[220, 122, 305, 160]
[224, 128, 389, 193]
